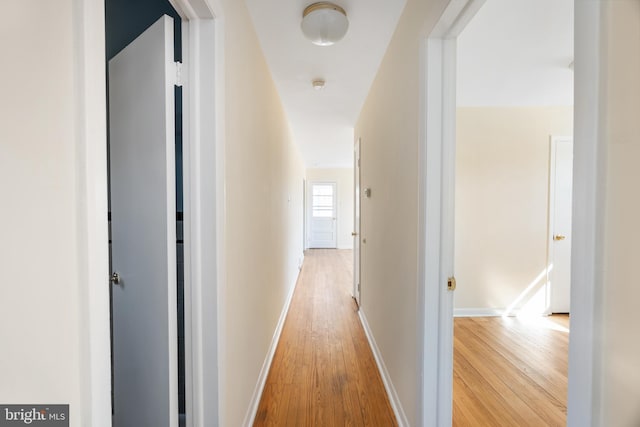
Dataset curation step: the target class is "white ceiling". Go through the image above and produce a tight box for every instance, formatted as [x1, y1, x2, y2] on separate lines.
[457, 0, 574, 107]
[245, 0, 574, 168]
[244, 0, 407, 168]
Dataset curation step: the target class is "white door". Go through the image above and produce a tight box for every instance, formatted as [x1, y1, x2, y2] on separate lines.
[308, 182, 337, 248]
[548, 137, 573, 313]
[353, 139, 361, 305]
[109, 15, 178, 427]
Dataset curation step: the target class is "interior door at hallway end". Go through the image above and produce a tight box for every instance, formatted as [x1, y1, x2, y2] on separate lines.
[109, 15, 179, 427]
[308, 182, 338, 249]
[548, 136, 573, 313]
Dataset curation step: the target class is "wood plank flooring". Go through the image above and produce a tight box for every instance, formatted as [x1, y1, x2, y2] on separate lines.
[254, 249, 397, 427]
[254, 249, 569, 426]
[453, 315, 569, 426]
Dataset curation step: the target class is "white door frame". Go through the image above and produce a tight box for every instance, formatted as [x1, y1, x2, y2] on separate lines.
[421, 1, 603, 426]
[75, 0, 223, 425]
[420, 2, 485, 424]
[567, 1, 605, 424]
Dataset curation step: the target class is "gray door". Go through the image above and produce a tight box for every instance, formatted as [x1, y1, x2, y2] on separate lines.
[109, 15, 178, 427]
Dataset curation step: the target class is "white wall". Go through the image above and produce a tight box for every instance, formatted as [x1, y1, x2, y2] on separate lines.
[355, 0, 450, 423]
[306, 168, 354, 249]
[454, 107, 573, 314]
[219, 1, 306, 425]
[0, 1, 110, 426]
[599, 1, 640, 425]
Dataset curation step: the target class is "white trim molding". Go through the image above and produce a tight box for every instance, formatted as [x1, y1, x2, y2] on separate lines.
[242, 273, 301, 427]
[73, 0, 111, 425]
[166, 2, 221, 425]
[567, 1, 605, 425]
[454, 308, 506, 318]
[419, 1, 486, 426]
[359, 310, 409, 427]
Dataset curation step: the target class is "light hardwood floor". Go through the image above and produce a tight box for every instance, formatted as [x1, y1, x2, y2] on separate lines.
[254, 249, 397, 426]
[254, 249, 569, 426]
[453, 315, 569, 426]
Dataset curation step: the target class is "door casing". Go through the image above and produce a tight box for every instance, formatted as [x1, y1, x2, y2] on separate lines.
[74, 0, 221, 425]
[421, 1, 603, 426]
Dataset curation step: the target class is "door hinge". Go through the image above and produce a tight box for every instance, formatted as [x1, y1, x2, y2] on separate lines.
[174, 62, 183, 87]
[358, 282, 361, 292]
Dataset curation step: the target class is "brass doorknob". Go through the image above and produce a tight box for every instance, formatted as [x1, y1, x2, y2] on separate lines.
[553, 235, 566, 241]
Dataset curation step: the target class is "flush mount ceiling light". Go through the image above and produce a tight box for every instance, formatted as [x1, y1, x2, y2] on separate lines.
[301, 2, 349, 46]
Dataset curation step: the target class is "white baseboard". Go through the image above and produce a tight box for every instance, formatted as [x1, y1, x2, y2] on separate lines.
[454, 308, 509, 317]
[358, 310, 409, 427]
[242, 268, 301, 427]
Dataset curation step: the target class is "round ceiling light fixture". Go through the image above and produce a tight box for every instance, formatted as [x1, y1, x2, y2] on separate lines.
[301, 2, 349, 46]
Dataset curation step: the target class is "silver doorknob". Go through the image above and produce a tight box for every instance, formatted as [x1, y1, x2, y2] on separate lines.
[110, 272, 121, 285]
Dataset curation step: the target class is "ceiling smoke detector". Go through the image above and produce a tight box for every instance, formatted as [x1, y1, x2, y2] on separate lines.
[301, 2, 349, 46]
[312, 79, 326, 90]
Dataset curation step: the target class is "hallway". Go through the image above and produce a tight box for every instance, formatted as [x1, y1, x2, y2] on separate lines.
[254, 249, 397, 426]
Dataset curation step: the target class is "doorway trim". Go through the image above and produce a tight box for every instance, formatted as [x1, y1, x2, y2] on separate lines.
[75, 0, 223, 425]
[73, 0, 112, 424]
[169, 1, 221, 425]
[567, 1, 604, 425]
[421, 0, 602, 426]
[419, 1, 486, 425]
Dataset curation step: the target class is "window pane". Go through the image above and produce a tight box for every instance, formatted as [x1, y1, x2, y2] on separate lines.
[312, 185, 333, 196]
[313, 195, 332, 207]
[312, 184, 334, 217]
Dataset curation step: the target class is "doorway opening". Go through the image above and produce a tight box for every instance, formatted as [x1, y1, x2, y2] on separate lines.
[421, 0, 585, 425]
[453, 0, 574, 320]
[452, 0, 573, 423]
[105, 0, 186, 424]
